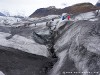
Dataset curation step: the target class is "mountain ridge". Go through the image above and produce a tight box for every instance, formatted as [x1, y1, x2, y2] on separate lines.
[29, 2, 100, 18]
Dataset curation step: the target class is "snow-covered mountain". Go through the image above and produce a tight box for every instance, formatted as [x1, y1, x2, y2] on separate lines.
[0, 12, 5, 16]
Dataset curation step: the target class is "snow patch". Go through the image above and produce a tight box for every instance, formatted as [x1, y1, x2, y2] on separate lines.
[75, 12, 95, 21]
[0, 32, 48, 57]
[89, 18, 98, 21]
[0, 71, 5, 75]
[0, 16, 21, 25]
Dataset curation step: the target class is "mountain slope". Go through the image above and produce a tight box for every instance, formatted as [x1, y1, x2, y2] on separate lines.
[30, 3, 100, 18]
[29, 6, 63, 18]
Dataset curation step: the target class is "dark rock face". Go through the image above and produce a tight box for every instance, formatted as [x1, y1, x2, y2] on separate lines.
[29, 3, 99, 18]
[0, 46, 53, 75]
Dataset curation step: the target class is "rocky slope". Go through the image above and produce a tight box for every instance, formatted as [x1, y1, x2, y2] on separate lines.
[29, 6, 62, 18]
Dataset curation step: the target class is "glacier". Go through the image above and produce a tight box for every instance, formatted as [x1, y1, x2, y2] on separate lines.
[0, 11, 100, 75]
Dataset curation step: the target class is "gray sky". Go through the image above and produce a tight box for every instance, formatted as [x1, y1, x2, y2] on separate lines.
[0, 0, 98, 16]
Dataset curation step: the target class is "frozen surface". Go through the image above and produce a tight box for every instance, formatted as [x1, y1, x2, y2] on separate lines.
[0, 13, 100, 75]
[0, 15, 60, 57]
[75, 12, 96, 21]
[52, 19, 100, 75]
[0, 16, 21, 25]
[0, 32, 48, 57]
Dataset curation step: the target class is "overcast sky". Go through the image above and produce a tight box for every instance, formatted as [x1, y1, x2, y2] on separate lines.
[0, 0, 98, 16]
